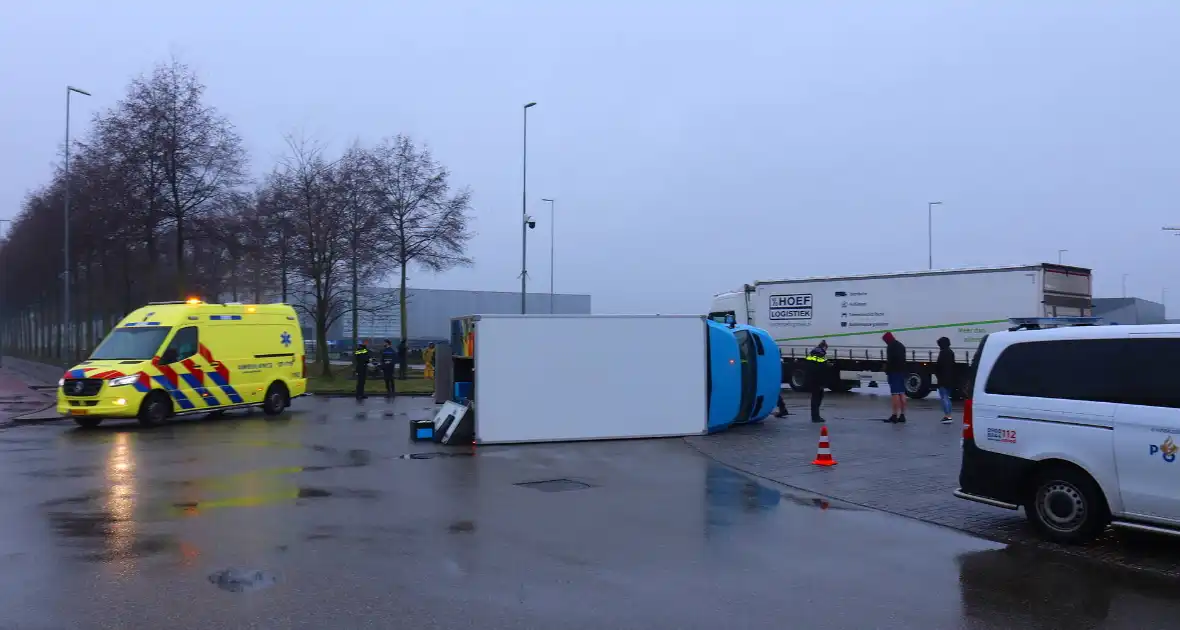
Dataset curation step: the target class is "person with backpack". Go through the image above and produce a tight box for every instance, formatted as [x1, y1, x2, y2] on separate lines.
[935, 336, 956, 424]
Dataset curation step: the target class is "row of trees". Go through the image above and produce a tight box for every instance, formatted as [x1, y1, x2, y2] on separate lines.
[0, 59, 473, 375]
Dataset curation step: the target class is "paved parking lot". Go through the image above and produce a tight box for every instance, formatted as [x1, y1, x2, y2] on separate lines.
[686, 388, 1180, 578]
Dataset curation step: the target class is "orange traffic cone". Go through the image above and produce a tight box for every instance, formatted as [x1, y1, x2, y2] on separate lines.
[811, 426, 838, 466]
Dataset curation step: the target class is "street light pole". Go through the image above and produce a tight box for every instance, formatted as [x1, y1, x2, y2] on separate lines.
[520, 102, 536, 314]
[1123, 273, 1129, 298]
[1057, 249, 1068, 264]
[541, 198, 555, 314]
[63, 85, 91, 361]
[0, 219, 9, 368]
[927, 201, 942, 269]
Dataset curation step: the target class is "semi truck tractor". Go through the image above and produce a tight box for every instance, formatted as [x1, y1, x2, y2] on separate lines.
[709, 264, 1093, 399]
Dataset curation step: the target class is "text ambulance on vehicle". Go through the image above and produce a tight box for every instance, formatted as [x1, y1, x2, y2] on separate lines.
[58, 300, 307, 427]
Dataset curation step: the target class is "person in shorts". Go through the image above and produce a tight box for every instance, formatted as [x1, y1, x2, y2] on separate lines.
[882, 331, 907, 423]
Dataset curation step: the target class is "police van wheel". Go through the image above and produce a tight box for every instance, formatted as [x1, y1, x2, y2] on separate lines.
[263, 383, 289, 416]
[138, 393, 172, 427]
[1026, 465, 1109, 545]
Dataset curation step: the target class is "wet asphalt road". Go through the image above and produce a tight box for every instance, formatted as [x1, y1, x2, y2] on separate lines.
[1, 398, 1179, 629]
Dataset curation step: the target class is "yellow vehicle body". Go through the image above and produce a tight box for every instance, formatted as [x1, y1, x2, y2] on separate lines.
[58, 301, 307, 427]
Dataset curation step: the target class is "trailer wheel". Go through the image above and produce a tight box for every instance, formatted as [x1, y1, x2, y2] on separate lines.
[828, 380, 856, 393]
[789, 366, 809, 392]
[904, 371, 932, 399]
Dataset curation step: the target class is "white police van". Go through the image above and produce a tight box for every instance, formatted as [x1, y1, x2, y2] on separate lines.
[955, 318, 1180, 544]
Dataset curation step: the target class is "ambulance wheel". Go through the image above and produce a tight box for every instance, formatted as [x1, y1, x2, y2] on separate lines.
[138, 392, 172, 426]
[73, 417, 103, 429]
[263, 383, 289, 416]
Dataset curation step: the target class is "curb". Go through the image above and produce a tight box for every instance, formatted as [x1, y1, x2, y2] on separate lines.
[311, 392, 435, 399]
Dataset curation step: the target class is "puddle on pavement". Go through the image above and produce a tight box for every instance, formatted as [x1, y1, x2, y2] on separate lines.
[400, 451, 475, 460]
[704, 464, 856, 533]
[208, 568, 277, 593]
[23, 464, 103, 479]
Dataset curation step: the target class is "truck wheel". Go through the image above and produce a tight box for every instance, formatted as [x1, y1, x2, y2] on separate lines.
[828, 380, 856, 393]
[138, 392, 172, 427]
[789, 366, 809, 392]
[73, 417, 103, 429]
[904, 372, 932, 399]
[1026, 465, 1109, 544]
[263, 383, 289, 416]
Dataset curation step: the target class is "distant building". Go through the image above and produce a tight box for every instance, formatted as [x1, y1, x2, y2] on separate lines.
[337, 288, 591, 347]
[1092, 297, 1165, 325]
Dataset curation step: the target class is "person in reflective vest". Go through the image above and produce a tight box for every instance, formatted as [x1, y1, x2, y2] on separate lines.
[806, 341, 829, 423]
[422, 342, 436, 381]
[354, 342, 371, 400]
[380, 339, 397, 398]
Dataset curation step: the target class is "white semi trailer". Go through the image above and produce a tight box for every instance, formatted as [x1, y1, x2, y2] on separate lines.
[709, 264, 1093, 398]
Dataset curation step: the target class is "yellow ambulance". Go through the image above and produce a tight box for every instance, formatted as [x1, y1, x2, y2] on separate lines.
[58, 299, 307, 428]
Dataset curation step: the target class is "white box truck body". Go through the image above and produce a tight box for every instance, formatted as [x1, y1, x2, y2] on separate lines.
[709, 264, 1093, 398]
[447, 314, 774, 444]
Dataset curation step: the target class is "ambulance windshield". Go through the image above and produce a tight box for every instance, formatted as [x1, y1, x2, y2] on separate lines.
[90, 327, 172, 361]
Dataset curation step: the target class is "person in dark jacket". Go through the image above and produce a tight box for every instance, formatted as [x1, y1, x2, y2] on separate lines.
[935, 336, 955, 424]
[805, 342, 830, 423]
[354, 341, 372, 400]
[380, 339, 397, 398]
[882, 331, 907, 423]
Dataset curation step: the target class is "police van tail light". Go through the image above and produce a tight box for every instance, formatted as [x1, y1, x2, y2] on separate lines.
[962, 398, 974, 440]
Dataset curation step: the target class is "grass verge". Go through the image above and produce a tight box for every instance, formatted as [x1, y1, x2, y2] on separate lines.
[307, 371, 434, 395]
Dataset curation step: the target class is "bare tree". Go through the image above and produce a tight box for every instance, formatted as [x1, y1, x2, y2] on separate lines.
[368, 135, 473, 377]
[132, 59, 248, 297]
[335, 144, 397, 350]
[277, 135, 348, 376]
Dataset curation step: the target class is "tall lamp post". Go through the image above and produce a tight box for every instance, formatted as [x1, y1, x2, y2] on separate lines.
[1057, 249, 1068, 264]
[520, 101, 537, 314]
[927, 201, 942, 269]
[1123, 273, 1129, 298]
[541, 198, 555, 313]
[0, 218, 9, 368]
[64, 85, 91, 360]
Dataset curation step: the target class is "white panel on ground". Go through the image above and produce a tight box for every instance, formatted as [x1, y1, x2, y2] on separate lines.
[433, 401, 473, 444]
[474, 315, 708, 444]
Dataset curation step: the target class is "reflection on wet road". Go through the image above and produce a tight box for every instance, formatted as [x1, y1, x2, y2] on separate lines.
[0, 397, 1177, 628]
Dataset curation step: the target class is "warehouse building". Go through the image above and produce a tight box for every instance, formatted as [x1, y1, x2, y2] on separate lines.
[1092, 297, 1166, 325]
[336, 288, 591, 347]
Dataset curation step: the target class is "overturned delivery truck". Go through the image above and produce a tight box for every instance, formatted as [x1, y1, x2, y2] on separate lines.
[447, 314, 780, 444]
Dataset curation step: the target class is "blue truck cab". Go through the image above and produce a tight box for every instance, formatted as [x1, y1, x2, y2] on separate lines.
[705, 319, 782, 431]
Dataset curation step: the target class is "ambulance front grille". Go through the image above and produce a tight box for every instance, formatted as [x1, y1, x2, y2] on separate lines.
[63, 379, 103, 397]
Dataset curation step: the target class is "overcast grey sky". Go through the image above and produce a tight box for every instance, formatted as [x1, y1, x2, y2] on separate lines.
[4, 1, 1179, 313]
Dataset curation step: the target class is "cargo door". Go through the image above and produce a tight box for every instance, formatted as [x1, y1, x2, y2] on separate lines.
[1042, 266, 1093, 317]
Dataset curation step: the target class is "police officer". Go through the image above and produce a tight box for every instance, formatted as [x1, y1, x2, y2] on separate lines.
[805, 340, 829, 423]
[354, 341, 372, 399]
[380, 339, 397, 397]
